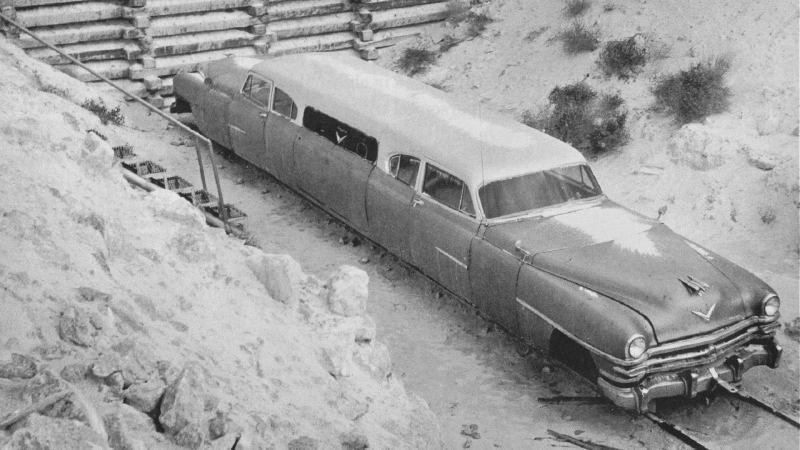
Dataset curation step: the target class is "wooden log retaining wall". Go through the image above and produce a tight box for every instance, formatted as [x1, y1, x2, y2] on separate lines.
[1, 0, 450, 107]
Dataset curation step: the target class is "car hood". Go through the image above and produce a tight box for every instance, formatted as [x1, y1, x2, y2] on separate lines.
[485, 202, 748, 343]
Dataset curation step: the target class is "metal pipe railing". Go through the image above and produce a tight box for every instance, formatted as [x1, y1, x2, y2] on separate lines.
[0, 12, 230, 230]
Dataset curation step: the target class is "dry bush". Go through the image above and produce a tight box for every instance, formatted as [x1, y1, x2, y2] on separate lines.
[464, 12, 493, 38]
[759, 207, 776, 225]
[523, 82, 628, 155]
[81, 98, 125, 126]
[563, 0, 592, 17]
[396, 47, 438, 76]
[597, 36, 647, 79]
[445, 0, 471, 23]
[439, 5, 493, 52]
[652, 56, 731, 124]
[40, 84, 70, 98]
[439, 34, 462, 52]
[558, 21, 600, 54]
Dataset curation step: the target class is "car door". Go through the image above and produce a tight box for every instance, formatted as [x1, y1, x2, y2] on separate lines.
[365, 154, 420, 261]
[228, 73, 272, 168]
[294, 108, 375, 230]
[409, 163, 479, 299]
[263, 86, 299, 182]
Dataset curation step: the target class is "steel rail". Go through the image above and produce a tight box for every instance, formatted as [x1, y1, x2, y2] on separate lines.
[0, 12, 230, 230]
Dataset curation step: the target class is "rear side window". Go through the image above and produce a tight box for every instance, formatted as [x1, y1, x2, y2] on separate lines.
[272, 87, 297, 119]
[303, 107, 378, 163]
[242, 74, 272, 107]
[422, 164, 475, 216]
[388, 154, 420, 187]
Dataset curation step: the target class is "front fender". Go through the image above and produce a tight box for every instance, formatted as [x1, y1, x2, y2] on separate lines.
[515, 263, 656, 364]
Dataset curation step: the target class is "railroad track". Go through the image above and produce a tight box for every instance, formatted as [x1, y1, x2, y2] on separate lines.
[539, 377, 798, 449]
[642, 382, 799, 450]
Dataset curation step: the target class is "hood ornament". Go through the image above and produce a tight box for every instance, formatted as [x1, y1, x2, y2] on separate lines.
[679, 275, 709, 296]
[692, 303, 717, 321]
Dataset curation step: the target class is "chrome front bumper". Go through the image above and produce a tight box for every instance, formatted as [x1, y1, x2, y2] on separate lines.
[598, 340, 782, 412]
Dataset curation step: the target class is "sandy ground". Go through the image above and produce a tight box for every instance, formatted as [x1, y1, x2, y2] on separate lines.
[2, 0, 798, 449]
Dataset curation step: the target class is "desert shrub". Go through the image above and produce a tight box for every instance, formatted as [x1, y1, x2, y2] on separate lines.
[598, 35, 647, 79]
[439, 34, 462, 52]
[558, 21, 600, 54]
[81, 98, 125, 126]
[40, 84, 70, 98]
[445, 0, 471, 23]
[563, 0, 591, 17]
[396, 47, 438, 76]
[652, 56, 731, 124]
[464, 12, 493, 38]
[759, 207, 776, 224]
[523, 82, 628, 155]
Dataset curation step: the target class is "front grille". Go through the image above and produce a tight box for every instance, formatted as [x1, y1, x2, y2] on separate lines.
[614, 320, 778, 379]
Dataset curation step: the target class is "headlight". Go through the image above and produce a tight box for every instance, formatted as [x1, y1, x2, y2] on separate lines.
[626, 334, 647, 359]
[762, 294, 780, 317]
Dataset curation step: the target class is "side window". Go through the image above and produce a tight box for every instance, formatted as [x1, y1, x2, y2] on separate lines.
[422, 164, 474, 216]
[302, 107, 378, 163]
[242, 74, 272, 107]
[272, 87, 297, 120]
[388, 154, 420, 187]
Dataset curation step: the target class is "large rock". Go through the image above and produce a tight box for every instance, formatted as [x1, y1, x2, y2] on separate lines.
[354, 342, 392, 381]
[0, 353, 37, 379]
[246, 253, 307, 307]
[104, 403, 162, 450]
[326, 266, 369, 317]
[159, 366, 206, 440]
[174, 422, 205, 449]
[58, 306, 96, 347]
[124, 378, 166, 414]
[3, 413, 106, 450]
[668, 124, 737, 171]
[104, 412, 146, 450]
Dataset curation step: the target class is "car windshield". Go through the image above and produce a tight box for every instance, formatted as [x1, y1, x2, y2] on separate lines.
[479, 164, 602, 219]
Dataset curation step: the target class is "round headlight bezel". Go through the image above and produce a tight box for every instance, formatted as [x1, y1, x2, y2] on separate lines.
[762, 293, 780, 318]
[625, 334, 647, 360]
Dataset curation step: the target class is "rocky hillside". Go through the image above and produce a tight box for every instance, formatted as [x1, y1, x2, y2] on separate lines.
[0, 39, 440, 450]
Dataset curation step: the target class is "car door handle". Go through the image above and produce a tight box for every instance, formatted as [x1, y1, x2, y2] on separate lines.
[258, 112, 268, 118]
[412, 198, 424, 207]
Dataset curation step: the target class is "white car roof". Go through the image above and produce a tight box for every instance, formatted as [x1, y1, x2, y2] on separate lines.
[250, 52, 586, 188]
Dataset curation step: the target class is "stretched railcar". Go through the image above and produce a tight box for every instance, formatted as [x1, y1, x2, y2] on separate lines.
[173, 53, 782, 412]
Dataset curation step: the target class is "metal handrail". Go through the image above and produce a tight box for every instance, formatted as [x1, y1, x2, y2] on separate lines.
[0, 12, 230, 230]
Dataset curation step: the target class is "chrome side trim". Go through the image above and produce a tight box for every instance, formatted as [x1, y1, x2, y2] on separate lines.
[436, 246, 467, 269]
[515, 297, 643, 366]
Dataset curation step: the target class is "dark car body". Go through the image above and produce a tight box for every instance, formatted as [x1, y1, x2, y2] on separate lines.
[173, 52, 782, 412]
